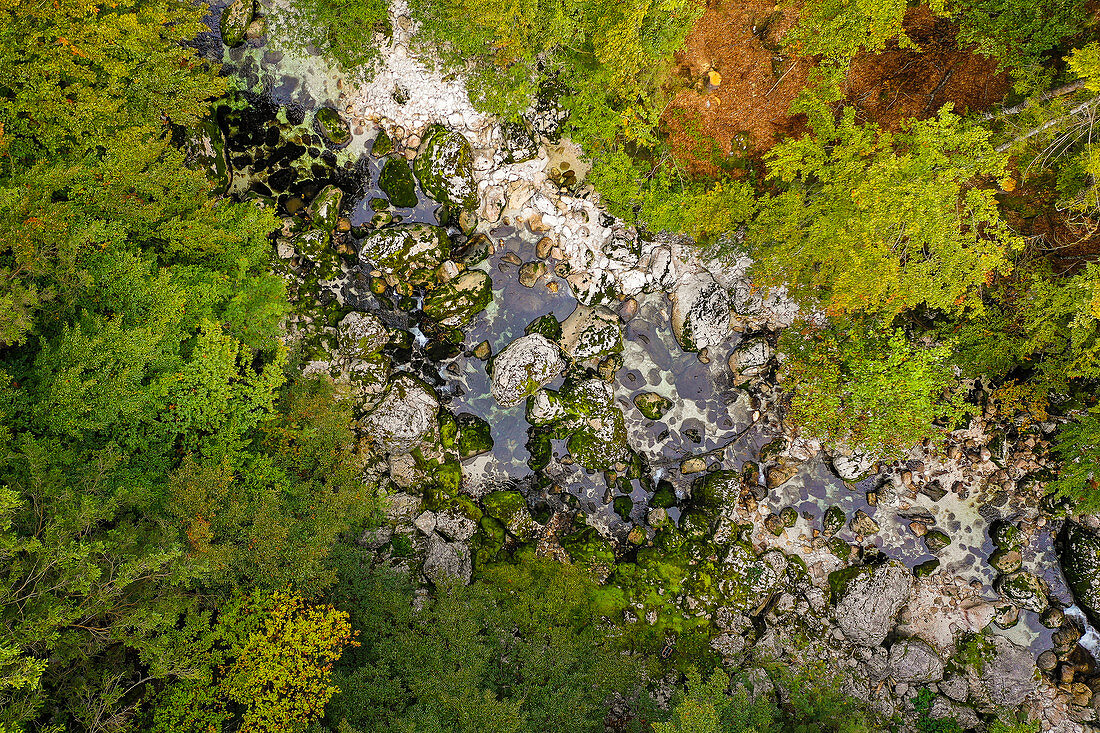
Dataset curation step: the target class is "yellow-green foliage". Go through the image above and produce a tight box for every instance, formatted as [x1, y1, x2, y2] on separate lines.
[784, 0, 945, 64]
[150, 591, 355, 733]
[752, 101, 1020, 318]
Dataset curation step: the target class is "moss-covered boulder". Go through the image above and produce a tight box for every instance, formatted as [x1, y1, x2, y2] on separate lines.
[924, 529, 951, 553]
[315, 107, 351, 147]
[423, 270, 492, 327]
[456, 413, 493, 459]
[490, 334, 565, 407]
[559, 380, 630, 471]
[995, 571, 1048, 613]
[290, 228, 340, 278]
[346, 352, 391, 407]
[822, 505, 845, 537]
[524, 314, 562, 341]
[360, 374, 439, 454]
[358, 223, 450, 285]
[379, 156, 418, 208]
[372, 128, 393, 156]
[561, 526, 616, 566]
[220, 0, 253, 46]
[482, 490, 537, 542]
[338, 312, 388, 358]
[692, 470, 740, 509]
[558, 304, 623, 361]
[182, 119, 231, 192]
[413, 124, 476, 209]
[309, 184, 344, 232]
[1059, 523, 1100, 622]
[633, 392, 672, 421]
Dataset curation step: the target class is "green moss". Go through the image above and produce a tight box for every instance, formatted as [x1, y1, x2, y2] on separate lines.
[372, 129, 393, 156]
[561, 527, 616, 566]
[526, 432, 552, 471]
[358, 223, 450, 284]
[456, 413, 494, 459]
[315, 107, 351, 146]
[482, 490, 536, 541]
[413, 124, 476, 209]
[220, 0, 253, 47]
[525, 314, 562, 341]
[613, 496, 634, 520]
[914, 559, 940, 577]
[422, 270, 493, 327]
[650, 480, 676, 509]
[828, 564, 866, 602]
[822, 505, 845, 536]
[379, 156, 418, 208]
[691, 470, 740, 509]
[633, 392, 672, 420]
[438, 411, 458, 450]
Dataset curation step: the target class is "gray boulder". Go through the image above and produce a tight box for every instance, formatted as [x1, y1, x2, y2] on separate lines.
[558, 304, 623, 361]
[435, 509, 477, 542]
[338, 312, 388, 358]
[728, 337, 771, 383]
[358, 224, 450, 285]
[422, 535, 472, 585]
[490, 334, 565, 407]
[887, 638, 944, 683]
[1060, 521, 1100, 626]
[834, 561, 913, 647]
[360, 375, 439, 453]
[968, 635, 1036, 708]
[670, 273, 732, 352]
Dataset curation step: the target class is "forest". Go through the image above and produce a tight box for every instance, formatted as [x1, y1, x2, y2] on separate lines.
[0, 0, 1099, 730]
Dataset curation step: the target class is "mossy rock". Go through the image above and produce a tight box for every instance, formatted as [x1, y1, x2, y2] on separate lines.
[379, 156, 418, 208]
[291, 228, 339, 278]
[309, 184, 344, 232]
[779, 506, 798, 527]
[822, 505, 845, 537]
[338, 311, 388, 358]
[613, 496, 634, 520]
[525, 313, 562, 341]
[358, 223, 450, 285]
[315, 107, 351, 146]
[438, 411, 458, 450]
[473, 516, 507, 566]
[501, 120, 539, 163]
[181, 119, 231, 192]
[526, 431, 552, 471]
[991, 521, 1023, 551]
[561, 527, 616, 566]
[431, 460, 463, 495]
[372, 129, 393, 157]
[650, 480, 676, 509]
[482, 490, 537, 542]
[692, 470, 740, 509]
[413, 124, 476, 209]
[988, 548, 1023, 574]
[220, 0, 253, 46]
[924, 529, 951, 553]
[914, 559, 940, 578]
[634, 392, 672, 420]
[555, 379, 631, 472]
[423, 270, 493, 327]
[559, 304, 623, 361]
[995, 571, 1048, 613]
[456, 413, 494, 459]
[454, 232, 491, 266]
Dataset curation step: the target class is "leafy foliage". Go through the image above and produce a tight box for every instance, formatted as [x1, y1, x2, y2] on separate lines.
[750, 101, 1020, 319]
[653, 668, 776, 733]
[784, 0, 944, 65]
[1049, 405, 1100, 511]
[952, 0, 1083, 84]
[779, 322, 964, 457]
[278, 0, 391, 72]
[323, 550, 646, 733]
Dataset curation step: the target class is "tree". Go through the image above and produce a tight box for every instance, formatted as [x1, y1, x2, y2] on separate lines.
[750, 100, 1020, 319]
[783, 0, 944, 65]
[779, 321, 964, 457]
[148, 591, 356, 733]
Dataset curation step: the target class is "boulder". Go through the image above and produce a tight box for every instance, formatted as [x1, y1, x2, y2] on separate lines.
[1060, 521, 1100, 626]
[968, 635, 1036, 708]
[850, 509, 880, 536]
[728, 337, 771, 383]
[994, 571, 1048, 613]
[315, 107, 351, 147]
[219, 0, 253, 46]
[489, 334, 564, 407]
[359, 224, 450, 285]
[833, 561, 913, 647]
[887, 638, 944, 683]
[422, 535, 472, 585]
[634, 392, 672, 420]
[455, 413, 493, 459]
[423, 270, 492, 326]
[670, 273, 732, 352]
[360, 375, 439, 453]
[558, 304, 623, 361]
[309, 184, 344, 232]
[181, 120, 230, 192]
[435, 509, 477, 543]
[482, 490, 537, 542]
[338, 312, 387, 358]
[379, 156, 418, 208]
[413, 124, 476, 209]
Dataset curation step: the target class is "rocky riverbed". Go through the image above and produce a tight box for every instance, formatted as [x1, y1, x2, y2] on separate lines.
[190, 0, 1100, 729]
